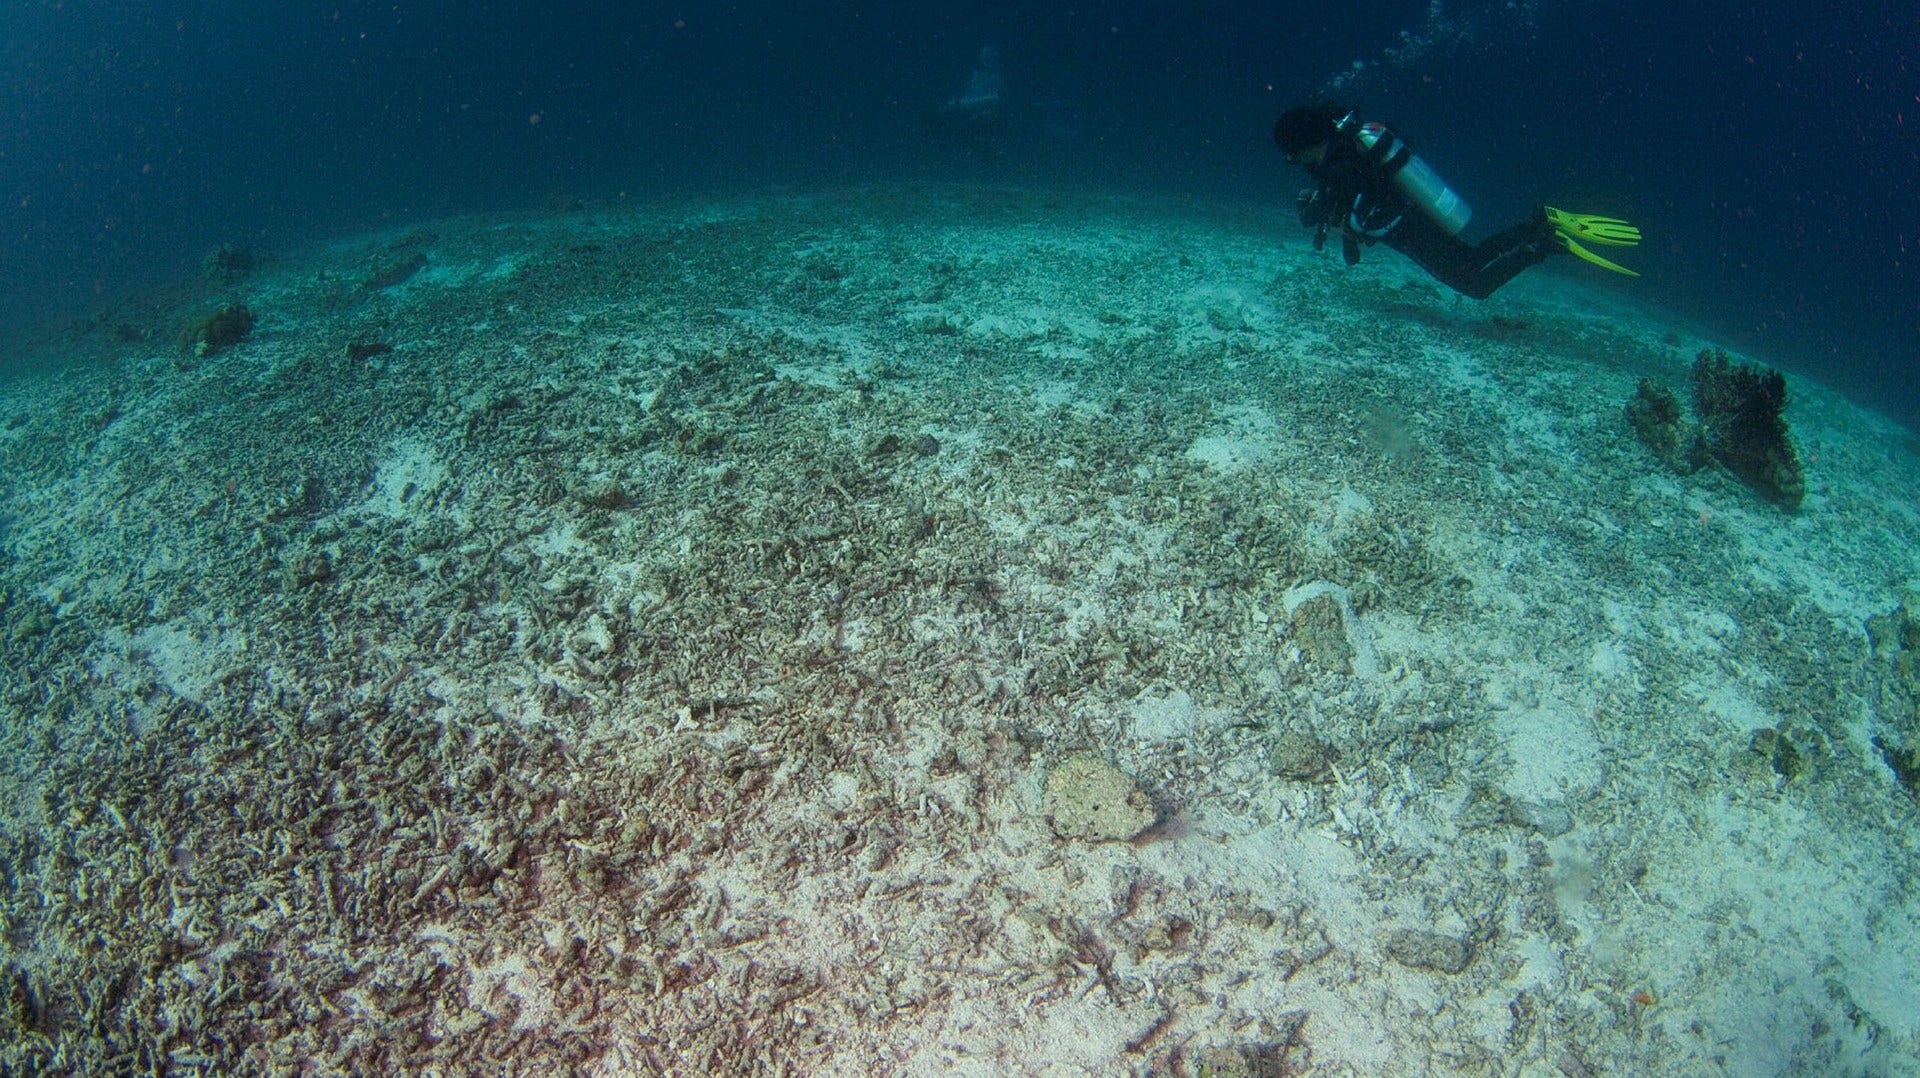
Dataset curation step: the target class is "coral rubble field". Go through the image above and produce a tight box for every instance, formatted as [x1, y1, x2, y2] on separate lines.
[2, 188, 1918, 1075]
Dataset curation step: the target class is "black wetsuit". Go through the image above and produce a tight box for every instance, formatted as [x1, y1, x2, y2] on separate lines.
[1295, 132, 1556, 300]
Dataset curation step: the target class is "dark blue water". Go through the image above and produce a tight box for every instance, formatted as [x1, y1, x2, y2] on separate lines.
[3, 2, 1915, 426]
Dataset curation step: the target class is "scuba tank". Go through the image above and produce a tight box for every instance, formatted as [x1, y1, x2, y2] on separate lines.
[1338, 111, 1472, 236]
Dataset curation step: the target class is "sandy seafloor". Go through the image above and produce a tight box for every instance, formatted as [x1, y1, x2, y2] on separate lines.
[2, 186, 1919, 1076]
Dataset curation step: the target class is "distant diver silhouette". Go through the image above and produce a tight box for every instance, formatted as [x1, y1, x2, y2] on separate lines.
[938, 45, 1004, 126]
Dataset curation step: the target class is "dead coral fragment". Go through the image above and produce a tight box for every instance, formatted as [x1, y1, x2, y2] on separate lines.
[1289, 592, 1354, 674]
[345, 340, 393, 364]
[1690, 348, 1805, 509]
[357, 251, 428, 295]
[1189, 1014, 1313, 1076]
[1269, 731, 1332, 782]
[1382, 928, 1476, 974]
[1865, 600, 1920, 797]
[179, 302, 256, 357]
[201, 243, 255, 283]
[1043, 751, 1157, 842]
[1, 963, 41, 1038]
[1874, 736, 1920, 797]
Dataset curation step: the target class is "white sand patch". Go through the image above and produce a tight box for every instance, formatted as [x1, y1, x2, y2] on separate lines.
[1054, 592, 1106, 639]
[1693, 676, 1778, 735]
[83, 618, 248, 739]
[719, 306, 880, 387]
[410, 252, 522, 291]
[527, 519, 590, 559]
[463, 951, 555, 1031]
[919, 423, 983, 460]
[352, 437, 447, 519]
[1030, 379, 1079, 412]
[92, 619, 245, 708]
[963, 304, 1107, 343]
[1128, 688, 1227, 742]
[1182, 282, 1278, 339]
[1186, 402, 1283, 473]
[1494, 701, 1607, 803]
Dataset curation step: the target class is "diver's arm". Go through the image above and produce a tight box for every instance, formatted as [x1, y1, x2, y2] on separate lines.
[1297, 154, 1371, 258]
[1296, 189, 1332, 251]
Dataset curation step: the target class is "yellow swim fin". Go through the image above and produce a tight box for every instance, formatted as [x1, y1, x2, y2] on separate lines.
[1544, 206, 1641, 277]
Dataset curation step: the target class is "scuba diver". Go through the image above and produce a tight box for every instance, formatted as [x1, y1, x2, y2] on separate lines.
[929, 45, 1082, 159]
[1273, 102, 1641, 299]
[931, 44, 1011, 156]
[938, 45, 1005, 127]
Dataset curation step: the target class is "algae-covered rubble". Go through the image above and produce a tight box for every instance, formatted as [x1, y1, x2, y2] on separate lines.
[1043, 751, 1158, 842]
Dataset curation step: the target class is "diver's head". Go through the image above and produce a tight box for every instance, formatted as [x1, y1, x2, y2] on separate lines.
[1274, 102, 1349, 161]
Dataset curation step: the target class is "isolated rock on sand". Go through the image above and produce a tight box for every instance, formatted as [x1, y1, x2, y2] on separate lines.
[1269, 731, 1333, 782]
[1382, 928, 1477, 974]
[1043, 751, 1157, 842]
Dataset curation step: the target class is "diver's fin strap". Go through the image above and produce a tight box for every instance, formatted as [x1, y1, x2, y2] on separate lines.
[1544, 206, 1641, 247]
[1559, 235, 1641, 277]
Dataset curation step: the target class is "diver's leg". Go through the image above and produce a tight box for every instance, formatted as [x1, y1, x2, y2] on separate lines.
[1463, 218, 1557, 296]
[1388, 216, 1553, 300]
